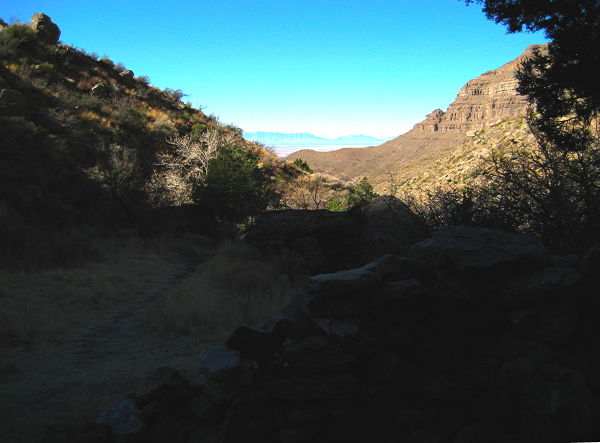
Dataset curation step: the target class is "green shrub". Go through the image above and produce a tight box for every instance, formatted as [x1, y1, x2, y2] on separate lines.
[191, 123, 208, 138]
[326, 197, 347, 212]
[136, 75, 151, 86]
[163, 88, 187, 101]
[99, 56, 114, 67]
[293, 158, 313, 173]
[347, 177, 378, 209]
[193, 144, 281, 229]
[0, 24, 35, 57]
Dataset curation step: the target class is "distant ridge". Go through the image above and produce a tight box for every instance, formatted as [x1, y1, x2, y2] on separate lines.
[245, 132, 393, 146]
[284, 44, 544, 191]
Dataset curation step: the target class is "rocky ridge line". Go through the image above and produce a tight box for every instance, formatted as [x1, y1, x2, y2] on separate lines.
[414, 45, 541, 133]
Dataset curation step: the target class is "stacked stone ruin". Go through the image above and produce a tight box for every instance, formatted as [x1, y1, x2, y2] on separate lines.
[42, 225, 600, 443]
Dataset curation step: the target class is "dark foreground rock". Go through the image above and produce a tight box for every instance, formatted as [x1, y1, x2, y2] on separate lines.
[43, 226, 600, 443]
[245, 198, 429, 274]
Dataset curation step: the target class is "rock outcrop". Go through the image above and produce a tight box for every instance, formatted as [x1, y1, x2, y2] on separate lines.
[413, 45, 540, 133]
[30, 13, 61, 44]
[53, 226, 600, 443]
[245, 197, 430, 273]
[0, 89, 26, 115]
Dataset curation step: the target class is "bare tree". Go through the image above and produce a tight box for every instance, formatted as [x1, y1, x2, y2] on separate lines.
[148, 128, 237, 206]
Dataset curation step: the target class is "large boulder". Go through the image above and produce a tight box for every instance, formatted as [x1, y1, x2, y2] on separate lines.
[433, 225, 546, 274]
[362, 195, 430, 261]
[305, 261, 381, 298]
[245, 209, 364, 273]
[30, 13, 61, 44]
[0, 89, 26, 115]
[96, 399, 145, 443]
[246, 199, 429, 274]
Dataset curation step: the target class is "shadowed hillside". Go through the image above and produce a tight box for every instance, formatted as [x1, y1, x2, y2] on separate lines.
[0, 14, 312, 269]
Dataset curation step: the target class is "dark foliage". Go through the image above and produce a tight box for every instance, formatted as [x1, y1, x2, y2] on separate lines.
[456, 0, 600, 252]
[193, 145, 282, 229]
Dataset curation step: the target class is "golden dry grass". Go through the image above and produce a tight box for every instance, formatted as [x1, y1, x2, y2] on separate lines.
[0, 232, 208, 350]
[140, 240, 306, 335]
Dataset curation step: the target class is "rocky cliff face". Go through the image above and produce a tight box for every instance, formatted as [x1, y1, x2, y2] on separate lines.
[414, 45, 542, 133]
[285, 45, 545, 191]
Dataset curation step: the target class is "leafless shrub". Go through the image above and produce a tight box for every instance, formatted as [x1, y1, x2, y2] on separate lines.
[147, 128, 238, 207]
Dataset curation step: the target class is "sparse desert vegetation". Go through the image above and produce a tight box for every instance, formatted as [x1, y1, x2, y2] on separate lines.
[140, 240, 305, 336]
[0, 234, 201, 350]
[0, 234, 305, 443]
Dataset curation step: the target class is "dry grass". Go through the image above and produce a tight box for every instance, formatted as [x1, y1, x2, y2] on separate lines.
[140, 240, 306, 335]
[0, 231, 209, 349]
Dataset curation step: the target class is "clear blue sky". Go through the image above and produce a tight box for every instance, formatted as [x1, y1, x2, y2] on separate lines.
[2, 0, 547, 139]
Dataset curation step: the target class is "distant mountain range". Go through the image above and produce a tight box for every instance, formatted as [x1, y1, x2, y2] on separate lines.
[244, 132, 394, 146]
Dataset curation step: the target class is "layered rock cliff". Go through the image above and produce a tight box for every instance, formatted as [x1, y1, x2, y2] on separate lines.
[414, 45, 541, 133]
[286, 45, 545, 191]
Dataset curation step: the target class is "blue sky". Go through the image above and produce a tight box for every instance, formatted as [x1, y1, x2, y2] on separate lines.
[2, 1, 547, 138]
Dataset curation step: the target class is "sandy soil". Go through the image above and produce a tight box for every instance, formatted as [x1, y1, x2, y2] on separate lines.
[0, 253, 232, 443]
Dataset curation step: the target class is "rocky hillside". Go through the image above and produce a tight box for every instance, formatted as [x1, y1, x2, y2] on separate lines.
[0, 14, 295, 240]
[286, 45, 545, 192]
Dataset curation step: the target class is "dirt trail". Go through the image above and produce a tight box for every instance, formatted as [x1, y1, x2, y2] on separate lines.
[0, 254, 231, 443]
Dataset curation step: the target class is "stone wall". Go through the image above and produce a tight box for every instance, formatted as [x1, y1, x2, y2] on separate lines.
[42, 226, 600, 443]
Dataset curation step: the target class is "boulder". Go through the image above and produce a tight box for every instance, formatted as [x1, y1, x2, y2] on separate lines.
[488, 266, 583, 309]
[140, 399, 175, 421]
[521, 368, 595, 442]
[305, 262, 381, 298]
[139, 366, 190, 404]
[187, 394, 227, 424]
[146, 415, 189, 443]
[291, 236, 328, 272]
[375, 278, 430, 305]
[225, 325, 286, 361]
[92, 83, 110, 96]
[119, 70, 135, 84]
[281, 336, 356, 374]
[199, 347, 242, 381]
[362, 195, 430, 260]
[202, 359, 255, 405]
[374, 254, 431, 281]
[245, 209, 364, 273]
[219, 390, 273, 443]
[96, 399, 145, 443]
[550, 253, 579, 268]
[30, 13, 61, 44]
[264, 370, 357, 400]
[409, 238, 446, 267]
[433, 225, 546, 274]
[0, 89, 26, 115]
[507, 304, 579, 345]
